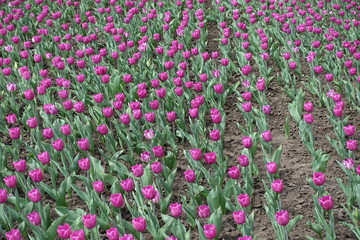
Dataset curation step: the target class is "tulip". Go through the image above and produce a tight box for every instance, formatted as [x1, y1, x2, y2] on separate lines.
[70, 229, 85, 240]
[119, 234, 135, 240]
[121, 178, 134, 192]
[13, 159, 27, 172]
[132, 217, 146, 232]
[142, 185, 157, 200]
[131, 164, 144, 177]
[184, 170, 196, 183]
[238, 155, 249, 167]
[233, 210, 246, 224]
[36, 151, 50, 165]
[27, 212, 41, 226]
[261, 131, 273, 142]
[303, 102, 314, 113]
[144, 129, 155, 139]
[209, 129, 221, 141]
[151, 162, 163, 174]
[318, 195, 334, 210]
[169, 203, 182, 217]
[6, 114, 17, 124]
[313, 172, 326, 186]
[5, 229, 21, 240]
[106, 227, 120, 240]
[97, 124, 109, 135]
[152, 146, 164, 158]
[93, 181, 105, 193]
[28, 189, 41, 203]
[266, 162, 277, 174]
[83, 214, 97, 229]
[276, 210, 289, 226]
[343, 125, 356, 137]
[288, 62, 297, 70]
[346, 140, 357, 151]
[42, 128, 54, 139]
[303, 113, 314, 124]
[110, 193, 124, 208]
[238, 194, 250, 207]
[4, 175, 17, 188]
[0, 189, 8, 203]
[242, 136, 252, 148]
[77, 138, 90, 151]
[228, 166, 241, 179]
[52, 139, 65, 151]
[57, 224, 72, 239]
[203, 224, 217, 239]
[272, 179, 284, 193]
[238, 236, 252, 240]
[343, 158, 354, 169]
[242, 102, 252, 112]
[26, 117, 38, 128]
[60, 124, 71, 136]
[198, 205, 211, 218]
[78, 158, 90, 171]
[29, 169, 44, 182]
[262, 105, 271, 115]
[8, 127, 20, 139]
[204, 152, 217, 165]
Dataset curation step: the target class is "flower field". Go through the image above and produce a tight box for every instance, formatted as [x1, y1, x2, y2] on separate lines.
[0, 0, 359, 239]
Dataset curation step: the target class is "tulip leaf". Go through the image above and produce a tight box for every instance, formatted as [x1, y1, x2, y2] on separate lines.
[46, 214, 68, 240]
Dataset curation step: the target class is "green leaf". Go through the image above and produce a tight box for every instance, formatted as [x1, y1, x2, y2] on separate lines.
[46, 214, 68, 239]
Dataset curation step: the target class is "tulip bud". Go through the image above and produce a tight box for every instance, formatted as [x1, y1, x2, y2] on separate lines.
[132, 217, 146, 232]
[233, 210, 246, 224]
[261, 130, 272, 142]
[303, 102, 314, 113]
[82, 214, 97, 229]
[110, 193, 124, 208]
[4, 175, 17, 188]
[27, 211, 41, 226]
[276, 210, 289, 226]
[0, 189, 8, 203]
[313, 172, 325, 186]
[203, 224, 217, 239]
[5, 229, 21, 240]
[272, 179, 284, 193]
[343, 158, 354, 169]
[131, 164, 144, 177]
[266, 162, 277, 174]
[151, 162, 163, 174]
[152, 146, 164, 158]
[13, 159, 27, 172]
[77, 138, 90, 151]
[28, 189, 41, 203]
[343, 125, 356, 137]
[318, 195, 334, 210]
[303, 113, 314, 124]
[121, 178, 134, 192]
[238, 155, 249, 167]
[106, 227, 120, 240]
[70, 230, 85, 240]
[184, 169, 196, 183]
[209, 129, 221, 141]
[29, 169, 44, 182]
[242, 136, 252, 148]
[57, 224, 72, 239]
[204, 152, 217, 165]
[8, 127, 20, 139]
[346, 140, 357, 151]
[142, 185, 156, 200]
[42, 128, 54, 139]
[228, 166, 241, 179]
[52, 139, 65, 151]
[93, 181, 105, 193]
[238, 194, 250, 207]
[169, 203, 182, 217]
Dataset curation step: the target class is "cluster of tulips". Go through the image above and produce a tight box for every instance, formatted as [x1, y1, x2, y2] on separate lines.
[0, 0, 359, 239]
